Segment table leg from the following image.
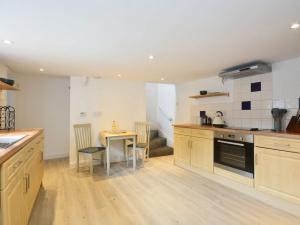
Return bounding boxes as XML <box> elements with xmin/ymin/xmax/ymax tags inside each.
<box><xmin>106</xmin><ymin>138</ymin><xmax>110</xmax><ymax>176</ymax></box>
<box><xmin>133</xmin><ymin>136</ymin><xmax>136</xmax><ymax>171</ymax></box>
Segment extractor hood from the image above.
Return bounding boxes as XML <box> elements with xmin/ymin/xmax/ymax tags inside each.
<box><xmin>219</xmin><ymin>61</ymin><xmax>272</xmax><ymax>80</ymax></box>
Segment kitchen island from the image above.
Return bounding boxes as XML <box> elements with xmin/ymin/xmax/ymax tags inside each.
<box><xmin>0</xmin><ymin>128</ymin><xmax>44</xmax><ymax>225</ymax></box>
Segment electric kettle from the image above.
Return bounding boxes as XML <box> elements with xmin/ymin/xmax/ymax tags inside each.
<box><xmin>213</xmin><ymin>111</ymin><xmax>225</xmax><ymax>128</ymax></box>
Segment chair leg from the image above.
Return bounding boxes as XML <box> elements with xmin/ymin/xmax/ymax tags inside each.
<box><xmin>77</xmin><ymin>152</ymin><xmax>80</xmax><ymax>172</ymax></box>
<box><xmin>142</xmin><ymin>149</ymin><xmax>145</xmax><ymax>167</ymax></box>
<box><xmin>103</xmin><ymin>151</ymin><xmax>106</xmax><ymax>169</ymax></box>
<box><xmin>90</xmin><ymin>154</ymin><xmax>93</xmax><ymax>175</ymax></box>
<box><xmin>125</xmin><ymin>144</ymin><xmax>129</xmax><ymax>167</ymax></box>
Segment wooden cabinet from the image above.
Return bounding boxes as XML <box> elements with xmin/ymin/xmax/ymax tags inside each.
<box><xmin>1</xmin><ymin>171</ymin><xmax>27</xmax><ymax>225</ymax></box>
<box><xmin>0</xmin><ymin>132</ymin><xmax>44</xmax><ymax>225</ymax></box>
<box><xmin>190</xmin><ymin>137</ymin><xmax>213</xmax><ymax>172</ymax></box>
<box><xmin>255</xmin><ymin>146</ymin><xmax>300</xmax><ymax>204</ymax></box>
<box><xmin>174</xmin><ymin>134</ymin><xmax>190</xmax><ymax>165</ymax></box>
<box><xmin>174</xmin><ymin>127</ymin><xmax>213</xmax><ymax>173</ymax></box>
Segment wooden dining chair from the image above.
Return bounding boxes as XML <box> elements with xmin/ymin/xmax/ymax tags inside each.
<box><xmin>125</xmin><ymin>122</ymin><xmax>151</xmax><ymax>166</ymax></box>
<box><xmin>73</xmin><ymin>123</ymin><xmax>106</xmax><ymax>175</ymax></box>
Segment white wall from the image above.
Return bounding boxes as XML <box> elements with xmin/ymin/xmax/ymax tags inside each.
<box><xmin>145</xmin><ymin>83</ymin><xmax>176</xmax><ymax>146</ymax></box>
<box><xmin>69</xmin><ymin>77</ymin><xmax>146</xmax><ymax>165</ymax></box>
<box><xmin>157</xmin><ymin>84</ymin><xmax>176</xmax><ymax>146</ymax></box>
<box><xmin>7</xmin><ymin>74</ymin><xmax>70</xmax><ymax>160</ymax></box>
<box><xmin>145</xmin><ymin>83</ymin><xmax>159</xmax><ymax>129</ymax></box>
<box><xmin>176</xmin><ymin>57</ymin><xmax>300</xmax><ymax>130</ymax></box>
<box><xmin>0</xmin><ymin>63</ymin><xmax>9</xmax><ymax>105</ymax></box>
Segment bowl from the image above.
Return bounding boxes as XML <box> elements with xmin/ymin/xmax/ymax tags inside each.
<box><xmin>200</xmin><ymin>90</ymin><xmax>207</xmax><ymax>95</ymax></box>
<box><xmin>0</xmin><ymin>78</ymin><xmax>15</xmax><ymax>86</ymax></box>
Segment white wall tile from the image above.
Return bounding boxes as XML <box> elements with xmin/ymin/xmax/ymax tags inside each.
<box><xmin>261</xmin><ymin>100</ymin><xmax>273</xmax><ymax>109</ymax></box>
<box><xmin>285</xmin><ymin>98</ymin><xmax>298</xmax><ymax>109</ymax></box>
<box><xmin>261</xmin><ymin>90</ymin><xmax>273</xmax><ymax>100</ymax></box>
<box><xmin>261</xmin><ymin>119</ymin><xmax>273</xmax><ymax>129</ymax></box>
<box><xmin>250</xmin><ymin>92</ymin><xmax>261</xmax><ymax>100</ymax></box>
<box><xmin>273</xmin><ymin>99</ymin><xmax>285</xmax><ymax>108</ymax></box>
<box><xmin>261</xmin><ymin>109</ymin><xmax>272</xmax><ymax>119</ymax></box>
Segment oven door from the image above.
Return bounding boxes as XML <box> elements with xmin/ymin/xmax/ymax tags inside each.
<box><xmin>214</xmin><ymin>138</ymin><xmax>254</xmax><ymax>176</ymax></box>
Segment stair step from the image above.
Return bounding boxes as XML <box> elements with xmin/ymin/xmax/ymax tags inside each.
<box><xmin>150</xmin><ymin>146</ymin><xmax>173</xmax><ymax>158</ymax></box>
<box><xmin>150</xmin><ymin>137</ymin><xmax>167</xmax><ymax>150</ymax></box>
<box><xmin>150</xmin><ymin>130</ymin><xmax>159</xmax><ymax>140</ymax></box>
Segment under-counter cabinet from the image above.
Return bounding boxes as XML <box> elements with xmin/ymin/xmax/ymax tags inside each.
<box><xmin>0</xmin><ymin>132</ymin><xmax>44</xmax><ymax>225</ymax></box>
<box><xmin>174</xmin><ymin>128</ymin><xmax>213</xmax><ymax>173</ymax></box>
<box><xmin>255</xmin><ymin>135</ymin><xmax>300</xmax><ymax>204</ymax></box>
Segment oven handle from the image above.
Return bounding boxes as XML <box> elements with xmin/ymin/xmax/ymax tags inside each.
<box><xmin>217</xmin><ymin>140</ymin><xmax>245</xmax><ymax>147</ymax></box>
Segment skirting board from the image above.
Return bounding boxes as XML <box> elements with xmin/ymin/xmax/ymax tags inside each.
<box><xmin>174</xmin><ymin>162</ymin><xmax>300</xmax><ymax>218</ymax></box>
<box><xmin>44</xmin><ymin>152</ymin><xmax>69</xmax><ymax>160</ymax></box>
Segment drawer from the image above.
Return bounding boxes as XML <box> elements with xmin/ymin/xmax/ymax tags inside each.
<box><xmin>1</xmin><ymin>149</ymin><xmax>25</xmax><ymax>190</ymax></box>
<box><xmin>174</xmin><ymin>127</ymin><xmax>191</xmax><ymax>136</ymax></box>
<box><xmin>191</xmin><ymin>129</ymin><xmax>213</xmax><ymax>139</ymax></box>
<box><xmin>255</xmin><ymin>135</ymin><xmax>300</xmax><ymax>153</ymax></box>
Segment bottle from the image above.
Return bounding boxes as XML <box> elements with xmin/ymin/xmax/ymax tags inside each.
<box><xmin>112</xmin><ymin>120</ymin><xmax>117</xmax><ymax>132</ymax></box>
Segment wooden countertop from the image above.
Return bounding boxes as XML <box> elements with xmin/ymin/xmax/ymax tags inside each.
<box><xmin>0</xmin><ymin>128</ymin><xmax>43</xmax><ymax>165</ymax></box>
<box><xmin>174</xmin><ymin>124</ymin><xmax>300</xmax><ymax>140</ymax></box>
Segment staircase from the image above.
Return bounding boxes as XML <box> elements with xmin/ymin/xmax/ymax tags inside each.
<box><xmin>149</xmin><ymin>130</ymin><xmax>173</xmax><ymax>157</ymax></box>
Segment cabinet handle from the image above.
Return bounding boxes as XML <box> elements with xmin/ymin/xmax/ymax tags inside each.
<box><xmin>24</xmin><ymin>176</ymin><xmax>28</xmax><ymax>193</ymax></box>
<box><xmin>255</xmin><ymin>154</ymin><xmax>258</xmax><ymax>165</ymax></box>
<box><xmin>28</xmin><ymin>174</ymin><xmax>31</xmax><ymax>189</ymax></box>
<box><xmin>190</xmin><ymin>140</ymin><xmax>193</xmax><ymax>149</ymax></box>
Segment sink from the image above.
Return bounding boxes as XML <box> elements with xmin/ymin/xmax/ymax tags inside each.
<box><xmin>0</xmin><ymin>134</ymin><xmax>27</xmax><ymax>149</ymax></box>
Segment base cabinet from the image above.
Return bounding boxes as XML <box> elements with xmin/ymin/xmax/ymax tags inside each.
<box><xmin>1</xmin><ymin>172</ymin><xmax>27</xmax><ymax>225</ymax></box>
<box><xmin>255</xmin><ymin>147</ymin><xmax>300</xmax><ymax>204</ymax></box>
<box><xmin>174</xmin><ymin>128</ymin><xmax>213</xmax><ymax>173</ymax></box>
<box><xmin>174</xmin><ymin>134</ymin><xmax>190</xmax><ymax>165</ymax></box>
<box><xmin>190</xmin><ymin>137</ymin><xmax>213</xmax><ymax>172</ymax></box>
<box><xmin>0</xmin><ymin>132</ymin><xmax>44</xmax><ymax>225</ymax></box>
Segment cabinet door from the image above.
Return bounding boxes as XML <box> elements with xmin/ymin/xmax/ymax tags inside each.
<box><xmin>190</xmin><ymin>137</ymin><xmax>213</xmax><ymax>172</ymax></box>
<box><xmin>24</xmin><ymin>152</ymin><xmax>41</xmax><ymax>222</ymax></box>
<box><xmin>1</xmin><ymin>175</ymin><xmax>27</xmax><ymax>225</ymax></box>
<box><xmin>174</xmin><ymin>134</ymin><xmax>190</xmax><ymax>166</ymax></box>
<box><xmin>255</xmin><ymin>147</ymin><xmax>300</xmax><ymax>203</ymax></box>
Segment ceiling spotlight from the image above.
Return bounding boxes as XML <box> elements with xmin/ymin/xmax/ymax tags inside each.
<box><xmin>117</xmin><ymin>74</ymin><xmax>122</xmax><ymax>78</ymax></box>
<box><xmin>160</xmin><ymin>77</ymin><xmax>165</xmax><ymax>81</ymax></box>
<box><xmin>39</xmin><ymin>68</ymin><xmax>45</xmax><ymax>72</ymax></box>
<box><xmin>290</xmin><ymin>23</ymin><xmax>300</xmax><ymax>29</ymax></box>
<box><xmin>2</xmin><ymin>40</ymin><xmax>14</xmax><ymax>45</ymax></box>
<box><xmin>148</xmin><ymin>55</ymin><xmax>154</xmax><ymax>60</ymax></box>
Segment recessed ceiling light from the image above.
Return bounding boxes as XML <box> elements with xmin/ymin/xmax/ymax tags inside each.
<box><xmin>148</xmin><ymin>55</ymin><xmax>154</xmax><ymax>60</ymax></box>
<box><xmin>290</xmin><ymin>23</ymin><xmax>300</xmax><ymax>29</ymax></box>
<box><xmin>117</xmin><ymin>74</ymin><xmax>122</xmax><ymax>78</ymax></box>
<box><xmin>160</xmin><ymin>77</ymin><xmax>165</xmax><ymax>81</ymax></box>
<box><xmin>2</xmin><ymin>40</ymin><xmax>14</xmax><ymax>45</ymax></box>
<box><xmin>39</xmin><ymin>68</ymin><xmax>44</xmax><ymax>72</ymax></box>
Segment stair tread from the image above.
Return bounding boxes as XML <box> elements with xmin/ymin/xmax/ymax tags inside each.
<box><xmin>150</xmin><ymin>137</ymin><xmax>167</xmax><ymax>149</ymax></box>
<box><xmin>150</xmin><ymin>146</ymin><xmax>173</xmax><ymax>157</ymax></box>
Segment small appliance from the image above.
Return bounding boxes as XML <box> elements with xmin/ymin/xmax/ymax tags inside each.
<box><xmin>212</xmin><ymin>111</ymin><xmax>225</xmax><ymax>128</ymax></box>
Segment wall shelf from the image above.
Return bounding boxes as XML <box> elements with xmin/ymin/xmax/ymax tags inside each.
<box><xmin>189</xmin><ymin>92</ymin><xmax>229</xmax><ymax>99</ymax></box>
<box><xmin>0</xmin><ymin>81</ymin><xmax>20</xmax><ymax>91</ymax></box>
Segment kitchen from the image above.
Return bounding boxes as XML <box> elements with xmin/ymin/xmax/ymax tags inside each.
<box><xmin>1</xmin><ymin>1</ymin><xmax>300</xmax><ymax>225</ymax></box>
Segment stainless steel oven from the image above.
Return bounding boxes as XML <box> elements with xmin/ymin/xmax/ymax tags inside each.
<box><xmin>214</xmin><ymin>131</ymin><xmax>254</xmax><ymax>178</ymax></box>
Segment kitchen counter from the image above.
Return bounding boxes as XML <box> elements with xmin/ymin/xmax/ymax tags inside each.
<box><xmin>174</xmin><ymin>124</ymin><xmax>300</xmax><ymax>140</ymax></box>
<box><xmin>0</xmin><ymin>128</ymin><xmax>44</xmax><ymax>164</ymax></box>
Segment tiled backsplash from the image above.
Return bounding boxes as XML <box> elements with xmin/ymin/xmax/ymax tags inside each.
<box><xmin>191</xmin><ymin>73</ymin><xmax>299</xmax><ymax>130</ymax></box>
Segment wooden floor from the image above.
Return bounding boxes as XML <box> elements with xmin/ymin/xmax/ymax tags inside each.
<box><xmin>29</xmin><ymin>156</ymin><xmax>300</xmax><ymax>225</ymax></box>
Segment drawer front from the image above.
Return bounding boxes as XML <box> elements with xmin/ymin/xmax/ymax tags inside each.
<box><xmin>1</xmin><ymin>149</ymin><xmax>25</xmax><ymax>190</ymax></box>
<box><xmin>191</xmin><ymin>129</ymin><xmax>213</xmax><ymax>139</ymax></box>
<box><xmin>174</xmin><ymin>127</ymin><xmax>191</xmax><ymax>136</ymax></box>
<box><xmin>255</xmin><ymin>135</ymin><xmax>300</xmax><ymax>153</ymax></box>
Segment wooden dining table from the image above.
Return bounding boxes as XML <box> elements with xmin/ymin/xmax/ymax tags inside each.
<box><xmin>99</xmin><ymin>130</ymin><xmax>137</xmax><ymax>176</ymax></box>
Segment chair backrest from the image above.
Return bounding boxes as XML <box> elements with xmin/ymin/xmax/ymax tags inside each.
<box><xmin>135</xmin><ymin>122</ymin><xmax>151</xmax><ymax>146</ymax></box>
<box><xmin>73</xmin><ymin>123</ymin><xmax>92</xmax><ymax>150</ymax></box>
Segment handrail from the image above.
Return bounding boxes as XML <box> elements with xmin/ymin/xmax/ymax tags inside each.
<box><xmin>158</xmin><ymin>107</ymin><xmax>173</xmax><ymax>122</ymax></box>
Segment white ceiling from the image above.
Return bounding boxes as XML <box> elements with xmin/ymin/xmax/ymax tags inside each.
<box><xmin>0</xmin><ymin>0</ymin><xmax>300</xmax><ymax>83</ymax></box>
